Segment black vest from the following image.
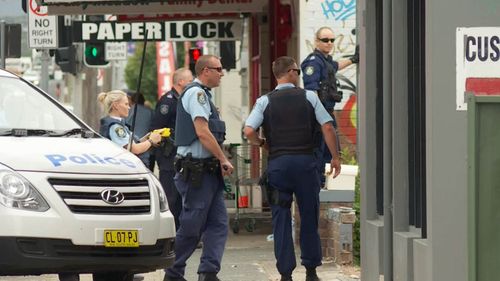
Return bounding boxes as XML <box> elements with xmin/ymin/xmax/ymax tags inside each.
<box><xmin>262</xmin><ymin>87</ymin><xmax>316</xmax><ymax>159</ymax></box>
<box><xmin>99</xmin><ymin>116</ymin><xmax>123</xmax><ymax>139</ymax></box>
<box><xmin>174</xmin><ymin>82</ymin><xmax>226</xmax><ymax>146</ymax></box>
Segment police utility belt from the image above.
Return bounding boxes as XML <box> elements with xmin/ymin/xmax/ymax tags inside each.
<box><xmin>258</xmin><ymin>171</ymin><xmax>292</xmax><ymax>209</ymax></box>
<box><xmin>174</xmin><ymin>153</ymin><xmax>220</xmax><ymax>187</ymax></box>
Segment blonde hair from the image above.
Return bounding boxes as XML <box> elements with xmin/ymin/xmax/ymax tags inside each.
<box><xmin>97</xmin><ymin>90</ymin><xmax>127</xmax><ymax>113</ymax></box>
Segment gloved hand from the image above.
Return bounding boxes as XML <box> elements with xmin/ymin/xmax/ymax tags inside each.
<box><xmin>350</xmin><ymin>45</ymin><xmax>359</xmax><ymax>64</ymax></box>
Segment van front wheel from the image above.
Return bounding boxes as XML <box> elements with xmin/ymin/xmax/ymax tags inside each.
<box><xmin>92</xmin><ymin>272</ymin><xmax>134</xmax><ymax>281</ymax></box>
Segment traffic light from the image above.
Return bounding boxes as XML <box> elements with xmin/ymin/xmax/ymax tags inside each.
<box><xmin>84</xmin><ymin>42</ymin><xmax>109</xmax><ymax>67</ymax></box>
<box><xmin>55</xmin><ymin>45</ymin><xmax>77</xmax><ymax>74</ymax></box>
<box><xmin>189</xmin><ymin>48</ymin><xmax>202</xmax><ymax>75</ymax></box>
<box><xmin>220</xmin><ymin>41</ymin><xmax>236</xmax><ymax>71</ymax></box>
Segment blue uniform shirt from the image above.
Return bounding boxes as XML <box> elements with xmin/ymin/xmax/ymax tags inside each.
<box><xmin>245</xmin><ymin>83</ymin><xmax>333</xmax><ymax>129</ymax></box>
<box><xmin>301</xmin><ymin>50</ymin><xmax>339</xmax><ymax>110</ymax></box>
<box><xmin>301</xmin><ymin>50</ymin><xmax>339</xmax><ymax>91</ymax></box>
<box><xmin>176</xmin><ymin>78</ymin><xmax>215</xmax><ymax>159</ymax></box>
<box><xmin>108</xmin><ymin>117</ymin><xmax>132</xmax><ymax>148</ymax></box>
<box><xmin>150</xmin><ymin>89</ymin><xmax>179</xmax><ymax>131</ymax></box>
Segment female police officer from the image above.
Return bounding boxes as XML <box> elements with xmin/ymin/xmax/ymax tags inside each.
<box><xmin>98</xmin><ymin>90</ymin><xmax>161</xmax><ymax>155</ymax></box>
<box><xmin>244</xmin><ymin>56</ymin><xmax>341</xmax><ymax>281</ymax></box>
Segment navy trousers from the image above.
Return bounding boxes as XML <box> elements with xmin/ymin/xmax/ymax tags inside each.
<box><xmin>267</xmin><ymin>154</ymin><xmax>322</xmax><ymax>276</ymax></box>
<box><xmin>165</xmin><ymin>172</ymin><xmax>228</xmax><ymax>278</ymax></box>
<box><xmin>159</xmin><ymin>169</ymin><xmax>182</xmax><ymax>229</ymax></box>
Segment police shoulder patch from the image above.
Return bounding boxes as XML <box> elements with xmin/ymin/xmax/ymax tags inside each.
<box><xmin>197</xmin><ymin>91</ymin><xmax>207</xmax><ymax>105</ymax></box>
<box><xmin>305</xmin><ymin>66</ymin><xmax>314</xmax><ymax>76</ymax></box>
<box><xmin>160</xmin><ymin>104</ymin><xmax>169</xmax><ymax>115</ymax></box>
<box><xmin>115</xmin><ymin>126</ymin><xmax>126</xmax><ymax>138</ymax></box>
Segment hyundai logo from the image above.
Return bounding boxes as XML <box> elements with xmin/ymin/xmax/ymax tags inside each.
<box><xmin>100</xmin><ymin>189</ymin><xmax>125</xmax><ymax>205</ymax></box>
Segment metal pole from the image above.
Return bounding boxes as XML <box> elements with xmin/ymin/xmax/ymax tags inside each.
<box><xmin>383</xmin><ymin>0</ymin><xmax>393</xmax><ymax>279</ymax></box>
<box><xmin>40</xmin><ymin>49</ymin><xmax>50</xmax><ymax>92</ymax></box>
<box><xmin>128</xmin><ymin>30</ymin><xmax>149</xmax><ymax>151</ymax></box>
<box><xmin>0</xmin><ymin>20</ymin><xmax>6</xmax><ymax>69</ymax></box>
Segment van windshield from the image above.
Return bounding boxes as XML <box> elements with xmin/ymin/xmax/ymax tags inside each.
<box><xmin>0</xmin><ymin>76</ymin><xmax>81</xmax><ymax>131</ymax></box>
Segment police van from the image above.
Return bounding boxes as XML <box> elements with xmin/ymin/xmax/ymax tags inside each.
<box><xmin>0</xmin><ymin>69</ymin><xmax>175</xmax><ymax>281</ymax></box>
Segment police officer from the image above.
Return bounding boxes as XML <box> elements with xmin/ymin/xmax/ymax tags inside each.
<box><xmin>301</xmin><ymin>26</ymin><xmax>358</xmax><ymax>187</ymax></box>
<box><xmin>95</xmin><ymin>90</ymin><xmax>161</xmax><ymax>281</ymax></box>
<box><xmin>150</xmin><ymin>68</ymin><xmax>193</xmax><ymax>229</ymax></box>
<box><xmin>244</xmin><ymin>56</ymin><xmax>341</xmax><ymax>281</ymax></box>
<box><xmin>163</xmin><ymin>55</ymin><xmax>234</xmax><ymax>281</ymax></box>
<box><xmin>97</xmin><ymin>90</ymin><xmax>161</xmax><ymax>155</ymax></box>
<box><xmin>125</xmin><ymin>91</ymin><xmax>155</xmax><ymax>170</ymax></box>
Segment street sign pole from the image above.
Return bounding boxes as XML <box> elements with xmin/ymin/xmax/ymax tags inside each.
<box><xmin>0</xmin><ymin>20</ymin><xmax>5</xmax><ymax>69</ymax></box>
<box><xmin>40</xmin><ymin>50</ymin><xmax>50</xmax><ymax>92</ymax></box>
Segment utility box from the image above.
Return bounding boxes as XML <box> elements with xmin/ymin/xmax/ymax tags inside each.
<box><xmin>468</xmin><ymin>94</ymin><xmax>500</xmax><ymax>281</ymax></box>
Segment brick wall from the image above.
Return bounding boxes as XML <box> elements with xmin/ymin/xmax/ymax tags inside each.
<box><xmin>293</xmin><ymin>202</ymin><xmax>355</xmax><ymax>265</ymax></box>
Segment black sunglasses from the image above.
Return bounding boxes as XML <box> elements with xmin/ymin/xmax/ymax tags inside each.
<box><xmin>288</xmin><ymin>68</ymin><xmax>301</xmax><ymax>75</ymax></box>
<box><xmin>206</xmin><ymin>66</ymin><xmax>223</xmax><ymax>73</ymax></box>
<box><xmin>318</xmin><ymin>38</ymin><xmax>335</xmax><ymax>43</ymax></box>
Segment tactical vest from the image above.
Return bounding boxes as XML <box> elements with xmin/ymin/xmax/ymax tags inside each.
<box><xmin>262</xmin><ymin>87</ymin><xmax>316</xmax><ymax>159</ymax></box>
<box><xmin>99</xmin><ymin>116</ymin><xmax>123</xmax><ymax>139</ymax></box>
<box><xmin>314</xmin><ymin>49</ymin><xmax>341</xmax><ymax>107</ymax></box>
<box><xmin>174</xmin><ymin>82</ymin><xmax>226</xmax><ymax>146</ymax></box>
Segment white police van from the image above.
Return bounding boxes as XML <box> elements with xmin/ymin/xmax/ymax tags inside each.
<box><xmin>0</xmin><ymin>69</ymin><xmax>176</xmax><ymax>281</ymax></box>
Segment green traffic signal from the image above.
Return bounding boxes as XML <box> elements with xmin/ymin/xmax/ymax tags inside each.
<box><xmin>84</xmin><ymin>43</ymin><xmax>109</xmax><ymax>67</ymax></box>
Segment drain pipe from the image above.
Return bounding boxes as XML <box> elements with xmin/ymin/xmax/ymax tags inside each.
<box><xmin>382</xmin><ymin>0</ymin><xmax>393</xmax><ymax>279</ymax></box>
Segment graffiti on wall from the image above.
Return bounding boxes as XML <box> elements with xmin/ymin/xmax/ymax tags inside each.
<box><xmin>320</xmin><ymin>0</ymin><xmax>356</xmax><ymax>21</ymax></box>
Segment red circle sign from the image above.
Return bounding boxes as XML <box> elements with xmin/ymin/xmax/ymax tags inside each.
<box><xmin>29</xmin><ymin>0</ymin><xmax>48</xmax><ymax>16</ymax></box>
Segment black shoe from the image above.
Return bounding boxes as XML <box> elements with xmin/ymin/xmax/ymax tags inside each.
<box><xmin>305</xmin><ymin>267</ymin><xmax>321</xmax><ymax>281</ymax></box>
<box><xmin>198</xmin><ymin>272</ymin><xmax>221</xmax><ymax>281</ymax></box>
<box><xmin>280</xmin><ymin>275</ymin><xmax>293</xmax><ymax>281</ymax></box>
<box><xmin>163</xmin><ymin>274</ymin><xmax>187</xmax><ymax>281</ymax></box>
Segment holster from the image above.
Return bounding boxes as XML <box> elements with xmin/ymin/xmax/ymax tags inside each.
<box><xmin>318</xmin><ymin>81</ymin><xmax>343</xmax><ymax>103</ymax></box>
<box><xmin>259</xmin><ymin>171</ymin><xmax>292</xmax><ymax>208</ymax></box>
<box><xmin>160</xmin><ymin>137</ymin><xmax>175</xmax><ymax>158</ymax></box>
<box><xmin>174</xmin><ymin>154</ymin><xmax>220</xmax><ymax>188</ymax></box>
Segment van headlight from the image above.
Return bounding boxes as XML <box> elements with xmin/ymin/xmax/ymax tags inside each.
<box><xmin>0</xmin><ymin>170</ymin><xmax>49</xmax><ymax>212</ymax></box>
<box><xmin>151</xmin><ymin>176</ymin><xmax>169</xmax><ymax>212</ymax></box>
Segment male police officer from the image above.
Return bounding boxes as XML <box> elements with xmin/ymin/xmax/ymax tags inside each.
<box><xmin>150</xmin><ymin>68</ymin><xmax>193</xmax><ymax>229</ymax></box>
<box><xmin>163</xmin><ymin>55</ymin><xmax>234</xmax><ymax>281</ymax></box>
<box><xmin>244</xmin><ymin>56</ymin><xmax>341</xmax><ymax>281</ymax></box>
<box><xmin>301</xmin><ymin>26</ymin><xmax>358</xmax><ymax>187</ymax></box>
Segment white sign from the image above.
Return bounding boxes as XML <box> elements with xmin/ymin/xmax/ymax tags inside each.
<box><xmin>28</xmin><ymin>0</ymin><xmax>58</xmax><ymax>48</ymax></box>
<box><xmin>43</xmin><ymin>0</ymin><xmax>264</xmax><ymax>15</ymax></box>
<box><xmin>456</xmin><ymin>27</ymin><xmax>500</xmax><ymax>110</ymax></box>
<box><xmin>76</xmin><ymin>20</ymin><xmax>242</xmax><ymax>42</ymax></box>
<box><xmin>105</xmin><ymin>42</ymin><xmax>127</xmax><ymax>60</ymax></box>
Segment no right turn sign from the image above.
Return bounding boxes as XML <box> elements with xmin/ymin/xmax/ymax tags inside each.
<box><xmin>28</xmin><ymin>0</ymin><xmax>58</xmax><ymax>49</ymax></box>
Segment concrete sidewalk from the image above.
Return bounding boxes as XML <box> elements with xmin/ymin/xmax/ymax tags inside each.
<box><xmin>0</xmin><ymin>220</ymin><xmax>360</xmax><ymax>281</ymax></box>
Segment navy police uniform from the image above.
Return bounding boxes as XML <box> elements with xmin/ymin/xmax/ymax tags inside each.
<box><xmin>165</xmin><ymin>79</ymin><xmax>228</xmax><ymax>280</ymax></box>
<box><xmin>245</xmin><ymin>83</ymin><xmax>333</xmax><ymax>277</ymax></box>
<box><xmin>301</xmin><ymin>49</ymin><xmax>340</xmax><ymax>187</ymax></box>
<box><xmin>100</xmin><ymin>116</ymin><xmax>137</xmax><ymax>147</ymax></box>
<box><xmin>150</xmin><ymin>89</ymin><xmax>182</xmax><ymax>229</ymax></box>
<box><xmin>125</xmin><ymin>104</ymin><xmax>154</xmax><ymax>169</ymax></box>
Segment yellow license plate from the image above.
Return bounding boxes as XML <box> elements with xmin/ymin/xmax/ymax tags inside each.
<box><xmin>104</xmin><ymin>230</ymin><xmax>139</xmax><ymax>247</ymax></box>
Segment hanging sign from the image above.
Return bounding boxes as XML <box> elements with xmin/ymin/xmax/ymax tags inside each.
<box><xmin>72</xmin><ymin>20</ymin><xmax>242</xmax><ymax>42</ymax></box>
